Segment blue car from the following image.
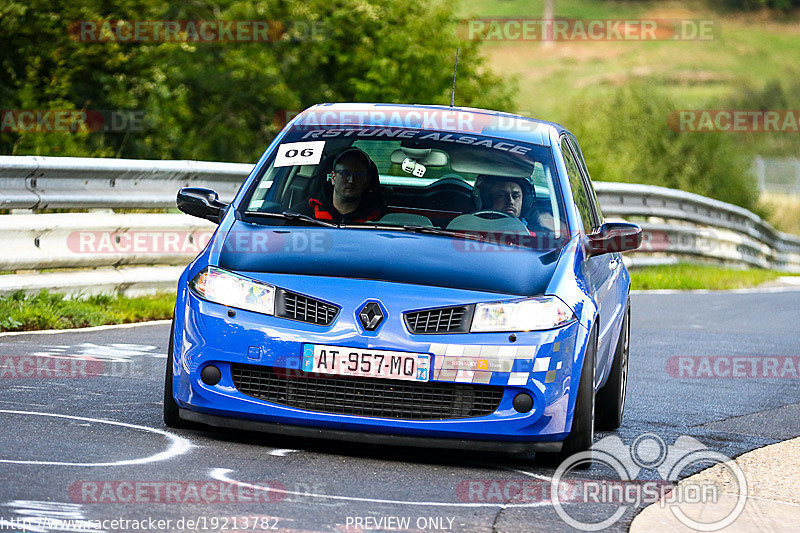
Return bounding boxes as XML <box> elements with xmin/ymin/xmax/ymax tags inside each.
<box><xmin>164</xmin><ymin>103</ymin><xmax>641</xmax><ymax>461</ymax></box>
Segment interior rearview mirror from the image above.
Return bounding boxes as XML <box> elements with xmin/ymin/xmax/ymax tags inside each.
<box><xmin>390</xmin><ymin>149</ymin><xmax>448</xmax><ymax>167</ymax></box>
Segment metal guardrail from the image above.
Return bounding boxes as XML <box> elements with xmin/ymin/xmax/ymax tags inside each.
<box><xmin>0</xmin><ymin>155</ymin><xmax>251</xmax><ymax>209</ymax></box>
<box><xmin>0</xmin><ymin>213</ymin><xmax>216</xmax><ymax>271</ymax></box>
<box><xmin>0</xmin><ymin>156</ymin><xmax>799</xmax><ymax>296</ymax></box>
<box><xmin>594</xmin><ymin>182</ymin><xmax>800</xmax><ymax>272</ymax></box>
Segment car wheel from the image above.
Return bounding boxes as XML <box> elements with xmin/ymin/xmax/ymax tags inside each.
<box><xmin>596</xmin><ymin>301</ymin><xmax>630</xmax><ymax>430</ymax></box>
<box><xmin>163</xmin><ymin>317</ymin><xmax>193</xmax><ymax>429</ymax></box>
<box><xmin>535</xmin><ymin>328</ymin><xmax>596</xmax><ymax>466</ymax></box>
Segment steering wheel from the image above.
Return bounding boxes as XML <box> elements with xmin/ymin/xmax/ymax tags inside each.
<box><xmin>472</xmin><ymin>210</ymin><xmax>515</xmax><ymax>220</ymax></box>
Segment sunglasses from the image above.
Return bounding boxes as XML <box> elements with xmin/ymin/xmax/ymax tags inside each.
<box><xmin>332</xmin><ymin>168</ymin><xmax>370</xmax><ymax>181</ymax></box>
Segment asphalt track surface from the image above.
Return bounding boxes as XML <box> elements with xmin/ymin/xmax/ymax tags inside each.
<box><xmin>0</xmin><ymin>290</ymin><xmax>798</xmax><ymax>533</ymax></box>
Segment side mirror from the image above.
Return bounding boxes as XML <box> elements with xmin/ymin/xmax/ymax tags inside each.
<box><xmin>586</xmin><ymin>222</ymin><xmax>642</xmax><ymax>257</ymax></box>
<box><xmin>176</xmin><ymin>187</ymin><xmax>228</xmax><ymax>224</ymax></box>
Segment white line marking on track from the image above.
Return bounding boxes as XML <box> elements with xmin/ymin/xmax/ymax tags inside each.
<box><xmin>210</xmin><ymin>468</ymin><xmax>555</xmax><ymax>508</ymax></box>
<box><xmin>0</xmin><ymin>320</ymin><xmax>172</xmax><ymax>338</ymax></box>
<box><xmin>268</xmin><ymin>449</ymin><xmax>299</xmax><ymax>457</ymax></box>
<box><xmin>632</xmin><ymin>286</ymin><xmax>800</xmax><ymax>295</ymax></box>
<box><xmin>495</xmin><ymin>466</ymin><xmax>552</xmax><ymax>482</ymax></box>
<box><xmin>0</xmin><ymin>410</ymin><xmax>192</xmax><ymax>467</ymax></box>
<box><xmin>464</xmin><ymin>460</ymin><xmax>552</xmax><ymax>482</ymax></box>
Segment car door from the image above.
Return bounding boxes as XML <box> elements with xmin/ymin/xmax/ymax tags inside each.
<box><xmin>567</xmin><ymin>132</ymin><xmax>629</xmax><ymax>312</ymax></box>
<box><xmin>561</xmin><ymin>135</ymin><xmax>619</xmax><ymax>383</ymax></box>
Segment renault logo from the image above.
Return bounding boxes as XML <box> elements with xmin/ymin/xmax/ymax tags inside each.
<box><xmin>358</xmin><ymin>302</ymin><xmax>384</xmax><ymax>331</ymax></box>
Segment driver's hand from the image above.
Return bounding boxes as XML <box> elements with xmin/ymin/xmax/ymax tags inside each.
<box><xmin>538</xmin><ymin>213</ymin><xmax>555</xmax><ymax>231</ymax></box>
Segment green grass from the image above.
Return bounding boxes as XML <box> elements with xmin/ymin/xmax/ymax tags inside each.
<box><xmin>457</xmin><ymin>0</ymin><xmax>800</xmax><ymax>125</ymax></box>
<box><xmin>0</xmin><ymin>291</ymin><xmax>175</xmax><ymax>332</ymax></box>
<box><xmin>629</xmin><ymin>263</ymin><xmax>798</xmax><ymax>290</ymax></box>
<box><xmin>760</xmin><ymin>192</ymin><xmax>800</xmax><ymax>236</ymax></box>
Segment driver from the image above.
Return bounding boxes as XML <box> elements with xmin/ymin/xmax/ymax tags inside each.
<box><xmin>473</xmin><ymin>175</ymin><xmax>555</xmax><ymax>231</ymax></box>
<box><xmin>293</xmin><ymin>148</ymin><xmax>387</xmax><ymax>223</ymax></box>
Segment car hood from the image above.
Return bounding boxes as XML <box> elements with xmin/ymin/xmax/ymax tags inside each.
<box><xmin>216</xmin><ymin>221</ymin><xmax>563</xmax><ymax>296</ymax></box>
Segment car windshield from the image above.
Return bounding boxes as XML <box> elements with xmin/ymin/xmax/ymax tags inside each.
<box><xmin>241</xmin><ymin>125</ymin><xmax>568</xmax><ymax>250</ymax></box>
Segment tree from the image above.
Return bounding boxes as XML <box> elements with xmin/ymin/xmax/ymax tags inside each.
<box><xmin>0</xmin><ymin>0</ymin><xmax>517</xmax><ymax>162</ymax></box>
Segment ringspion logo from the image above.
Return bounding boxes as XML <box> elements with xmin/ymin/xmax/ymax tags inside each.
<box><xmin>551</xmin><ymin>433</ymin><xmax>747</xmax><ymax>531</ymax></box>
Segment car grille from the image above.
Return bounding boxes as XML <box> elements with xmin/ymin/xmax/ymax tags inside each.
<box><xmin>405</xmin><ymin>305</ymin><xmax>474</xmax><ymax>334</ymax></box>
<box><xmin>275</xmin><ymin>290</ymin><xmax>339</xmax><ymax>326</ymax></box>
<box><xmin>230</xmin><ymin>364</ymin><xmax>503</xmax><ymax>420</ymax></box>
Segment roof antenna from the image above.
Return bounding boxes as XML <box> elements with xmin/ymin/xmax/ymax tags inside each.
<box><xmin>450</xmin><ymin>48</ymin><xmax>460</xmax><ymax>107</ymax></box>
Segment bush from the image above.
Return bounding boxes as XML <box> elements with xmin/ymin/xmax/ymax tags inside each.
<box><xmin>724</xmin><ymin>75</ymin><xmax>800</xmax><ymax>158</ymax></box>
<box><xmin>563</xmin><ymin>82</ymin><xmax>760</xmax><ymax>212</ymax></box>
<box><xmin>716</xmin><ymin>0</ymin><xmax>800</xmax><ymax>11</ymax></box>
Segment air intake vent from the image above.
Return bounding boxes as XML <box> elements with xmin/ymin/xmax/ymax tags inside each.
<box><xmin>275</xmin><ymin>290</ymin><xmax>339</xmax><ymax>326</ymax></box>
<box><xmin>404</xmin><ymin>305</ymin><xmax>474</xmax><ymax>334</ymax></box>
<box><xmin>231</xmin><ymin>364</ymin><xmax>503</xmax><ymax>420</ymax></box>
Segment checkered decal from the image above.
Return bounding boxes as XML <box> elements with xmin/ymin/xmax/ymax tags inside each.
<box><xmin>429</xmin><ymin>339</ymin><xmax>572</xmax><ymax>386</ymax></box>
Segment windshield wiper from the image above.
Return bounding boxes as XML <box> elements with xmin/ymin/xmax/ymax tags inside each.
<box><xmin>341</xmin><ymin>222</ymin><xmax>489</xmax><ymax>243</ymax></box>
<box><xmin>244</xmin><ymin>211</ymin><xmax>338</xmax><ymax>228</ymax></box>
<box><xmin>398</xmin><ymin>225</ymin><xmax>488</xmax><ymax>242</ymax></box>
<box><xmin>399</xmin><ymin>224</ymin><xmax>461</xmax><ymax>236</ymax></box>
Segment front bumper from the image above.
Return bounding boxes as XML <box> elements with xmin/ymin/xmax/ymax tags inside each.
<box><xmin>171</xmin><ymin>272</ymin><xmax>590</xmax><ymax>446</ymax></box>
<box><xmin>179</xmin><ymin>409</ymin><xmax>562</xmax><ymax>453</ymax></box>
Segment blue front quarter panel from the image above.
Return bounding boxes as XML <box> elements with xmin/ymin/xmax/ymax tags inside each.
<box><xmin>171</xmin><ymin>269</ymin><xmax>592</xmax><ymax>443</ymax></box>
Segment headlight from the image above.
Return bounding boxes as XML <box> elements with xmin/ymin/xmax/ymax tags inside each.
<box><xmin>189</xmin><ymin>266</ymin><xmax>275</xmax><ymax>315</ymax></box>
<box><xmin>470</xmin><ymin>296</ymin><xmax>575</xmax><ymax>332</ymax></box>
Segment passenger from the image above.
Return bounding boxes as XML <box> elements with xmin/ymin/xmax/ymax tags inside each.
<box><xmin>293</xmin><ymin>148</ymin><xmax>387</xmax><ymax>223</ymax></box>
<box><xmin>473</xmin><ymin>175</ymin><xmax>556</xmax><ymax>232</ymax></box>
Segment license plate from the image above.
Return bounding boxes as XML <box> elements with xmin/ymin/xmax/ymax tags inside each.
<box><xmin>301</xmin><ymin>344</ymin><xmax>430</xmax><ymax>382</ymax></box>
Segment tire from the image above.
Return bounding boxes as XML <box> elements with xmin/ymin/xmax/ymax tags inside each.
<box><xmin>596</xmin><ymin>301</ymin><xmax>630</xmax><ymax>431</ymax></box>
<box><xmin>163</xmin><ymin>317</ymin><xmax>193</xmax><ymax>429</ymax></box>
<box><xmin>535</xmin><ymin>328</ymin><xmax>596</xmax><ymax>466</ymax></box>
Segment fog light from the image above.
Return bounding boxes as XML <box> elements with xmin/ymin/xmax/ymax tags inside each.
<box><xmin>513</xmin><ymin>393</ymin><xmax>533</xmax><ymax>413</ymax></box>
<box><xmin>201</xmin><ymin>365</ymin><xmax>221</xmax><ymax>386</ymax></box>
